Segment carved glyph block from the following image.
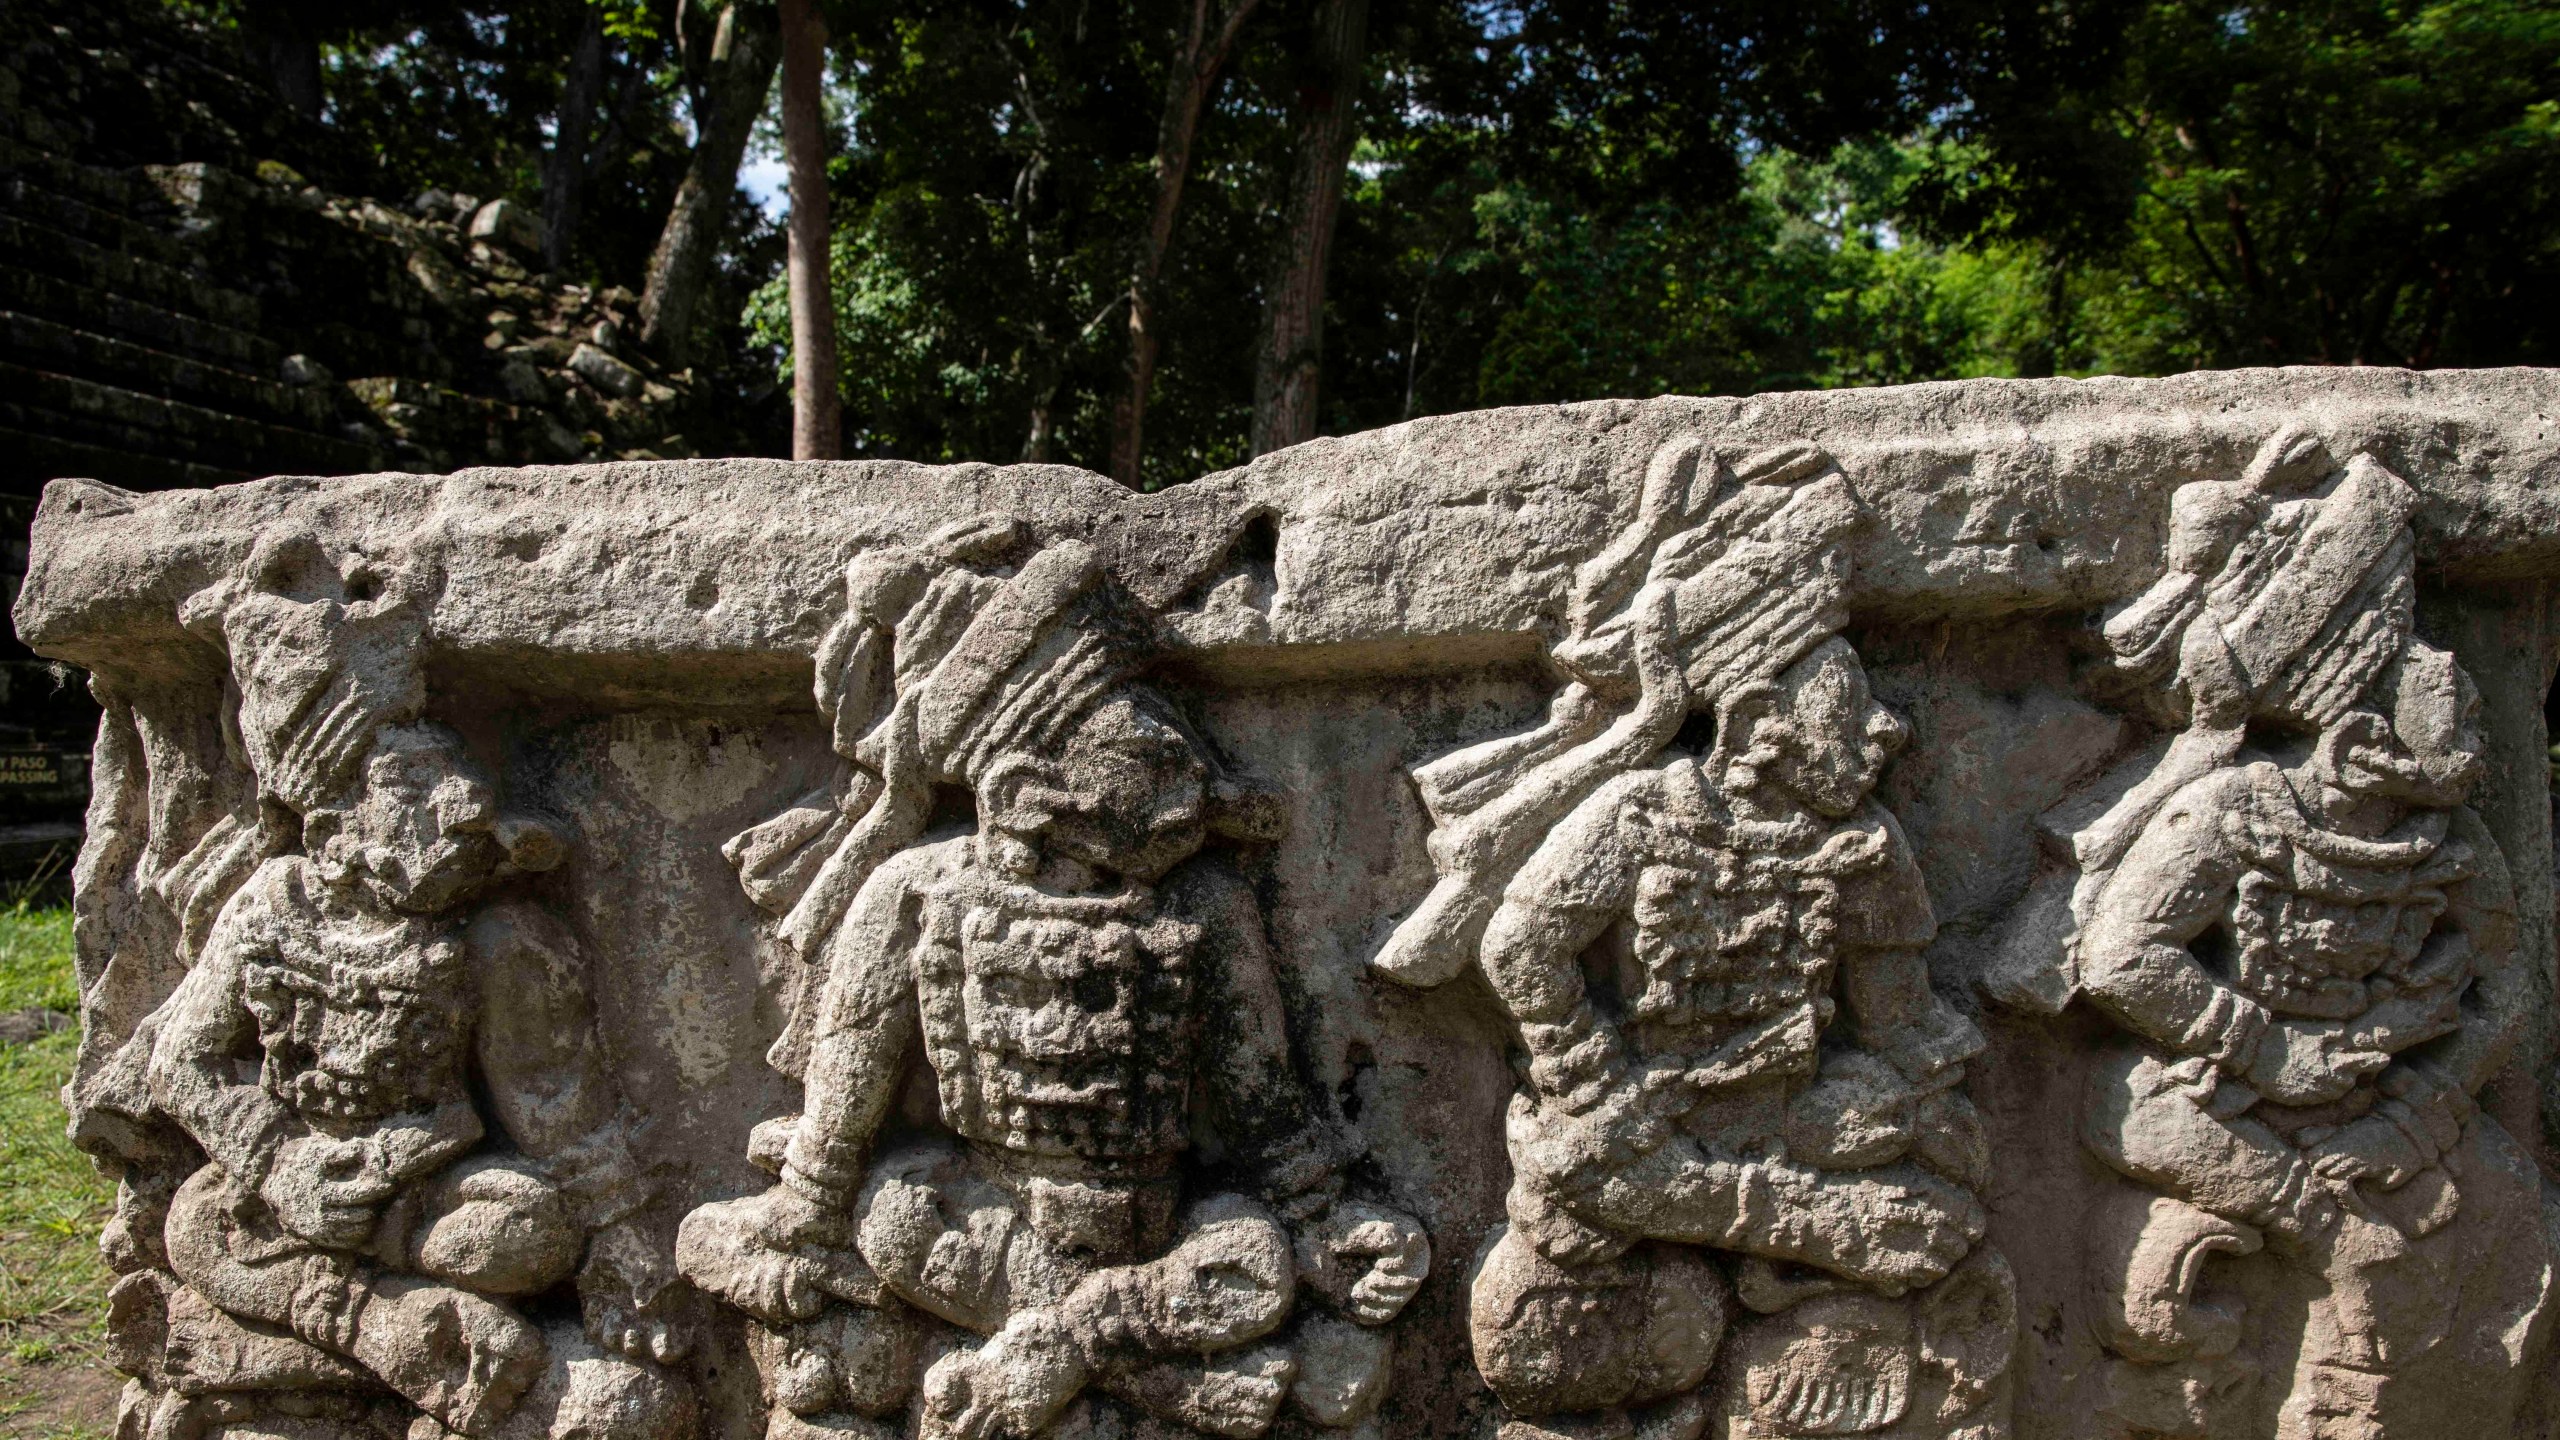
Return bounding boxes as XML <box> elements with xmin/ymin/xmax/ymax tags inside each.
<box><xmin>20</xmin><ymin>369</ymin><xmax>2560</xmax><ymax>1440</ymax></box>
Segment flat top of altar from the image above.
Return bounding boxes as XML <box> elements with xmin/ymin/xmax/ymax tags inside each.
<box><xmin>20</xmin><ymin>368</ymin><xmax>2560</xmax><ymax>693</ymax></box>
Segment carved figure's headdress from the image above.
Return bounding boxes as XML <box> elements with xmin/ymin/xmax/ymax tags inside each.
<box><xmin>821</xmin><ymin>519</ymin><xmax>1139</xmax><ymax>792</ymax></box>
<box><xmin>2102</xmin><ymin>427</ymin><xmax>2418</xmax><ymax>735</ymax></box>
<box><xmin>2064</xmin><ymin>432</ymin><xmax>2425</xmax><ymax>885</ymax></box>
<box><xmin>179</xmin><ymin>528</ymin><xmax>430</xmax><ymax>815</ymax></box>
<box><xmin>726</xmin><ymin>519</ymin><xmax>1151</xmax><ymax>1004</ymax></box>
<box><xmin>1375</xmin><ymin>438</ymin><xmax>1867</xmax><ymax>988</ymax></box>
<box><xmin>143</xmin><ymin>530</ymin><xmax>438</xmax><ymax>961</ymax></box>
<box><xmin>1551</xmin><ymin>440</ymin><xmax>1856</xmax><ymax>703</ymax></box>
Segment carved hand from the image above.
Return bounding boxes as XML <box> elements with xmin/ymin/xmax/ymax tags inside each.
<box><xmin>2245</xmin><ymin>1020</ymin><xmax>2391</xmax><ymax>1106</ymax></box>
<box><xmin>580</xmin><ymin>1216</ymin><xmax>692</xmax><ymax>1363</ymax></box>
<box><xmin>2308</xmin><ymin>1064</ymin><xmax>2471</xmax><ymax>1189</ymax></box>
<box><xmin>2307</xmin><ymin>1114</ymin><xmax>2428</xmax><ymax>1190</ymax></box>
<box><xmin>262</xmin><ymin>1132</ymin><xmax>397</xmax><ymax>1247</ymax></box>
<box><xmin>1294</xmin><ymin>1200</ymin><xmax>1432</xmax><ymax>1324</ymax></box>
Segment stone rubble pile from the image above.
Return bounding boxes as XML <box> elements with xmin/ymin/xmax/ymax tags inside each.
<box><xmin>0</xmin><ymin>0</ymin><xmax>744</xmax><ymax>497</ymax></box>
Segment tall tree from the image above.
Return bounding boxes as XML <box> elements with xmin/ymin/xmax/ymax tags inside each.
<box><xmin>534</xmin><ymin>4</ymin><xmax>671</xmax><ymax>276</ymax></box>
<box><xmin>641</xmin><ymin>0</ymin><xmax>783</xmax><ymax>359</ymax></box>
<box><xmin>537</xmin><ymin>6</ymin><xmax>610</xmax><ymax>272</ymax></box>
<box><xmin>779</xmin><ymin>0</ymin><xmax>842</xmax><ymax>459</ymax></box>
<box><xmin>1109</xmin><ymin>0</ymin><xmax>1265</xmax><ymax>486</ymax></box>
<box><xmin>1250</xmin><ymin>0</ymin><xmax>1369</xmax><ymax>454</ymax></box>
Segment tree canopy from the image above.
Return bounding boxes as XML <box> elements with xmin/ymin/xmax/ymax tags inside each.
<box><xmin>180</xmin><ymin>0</ymin><xmax>2560</xmax><ymax>486</ymax></box>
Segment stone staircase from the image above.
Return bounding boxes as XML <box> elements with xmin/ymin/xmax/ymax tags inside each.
<box><xmin>0</xmin><ymin>135</ymin><xmax>384</xmax><ymax>494</ymax></box>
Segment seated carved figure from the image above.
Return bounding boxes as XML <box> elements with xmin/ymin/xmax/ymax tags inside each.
<box><xmin>679</xmin><ymin>527</ymin><xmax>1429</xmax><ymax>1440</ymax></box>
<box><xmin>2018</xmin><ymin>436</ymin><xmax>2557</xmax><ymax>1438</ymax></box>
<box><xmin>142</xmin><ymin>721</ymin><xmax>691</xmax><ymax>1440</ymax></box>
<box><xmin>1380</xmin><ymin>444</ymin><xmax>2013</xmax><ymax>1440</ymax></box>
<box><xmin>1472</xmin><ymin>638</ymin><xmax>2010</xmax><ymax>1440</ymax></box>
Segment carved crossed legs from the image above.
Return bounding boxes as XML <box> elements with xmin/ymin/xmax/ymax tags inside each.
<box><xmin>858</xmin><ymin>1143</ymin><xmax>1302</xmax><ymax>1440</ymax></box>
<box><xmin>162</xmin><ymin>1161</ymin><xmax>548</xmax><ymax>1433</ymax></box>
<box><xmin>684</xmin><ymin>1138</ymin><xmax>1312</xmax><ymax>1440</ymax></box>
<box><xmin>1477</xmin><ymin>1067</ymin><xmax>2005</xmax><ymax>1438</ymax></box>
<box><xmin>159</xmin><ymin>1157</ymin><xmax>687</xmax><ymax>1440</ymax></box>
<box><xmin>1501</xmin><ymin>1066</ymin><xmax>1985</xmax><ymax>1295</ymax></box>
<box><xmin>2084</xmin><ymin>1041</ymin><xmax>2559</xmax><ymax>1436</ymax></box>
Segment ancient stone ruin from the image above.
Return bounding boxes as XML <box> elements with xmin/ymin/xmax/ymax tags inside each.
<box><xmin>17</xmin><ymin>368</ymin><xmax>2560</xmax><ymax>1439</ymax></box>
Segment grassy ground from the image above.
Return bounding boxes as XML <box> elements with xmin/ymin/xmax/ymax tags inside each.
<box><xmin>0</xmin><ymin>904</ymin><xmax>118</xmax><ymax>1439</ymax></box>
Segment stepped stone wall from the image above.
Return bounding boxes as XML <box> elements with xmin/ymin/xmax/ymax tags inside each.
<box><xmin>0</xmin><ymin>0</ymin><xmax>731</xmax><ymax>497</ymax></box>
<box><xmin>0</xmin><ymin>0</ymin><xmax>771</xmax><ymax>855</ymax></box>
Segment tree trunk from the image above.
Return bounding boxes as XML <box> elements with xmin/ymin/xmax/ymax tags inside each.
<box><xmin>1250</xmin><ymin>0</ymin><xmax>1367</xmax><ymax>456</ymax></box>
<box><xmin>779</xmin><ymin>0</ymin><xmax>842</xmax><ymax>460</ymax></box>
<box><xmin>1023</xmin><ymin>368</ymin><xmax>1060</xmax><ymax>462</ymax></box>
<box><xmin>641</xmin><ymin>3</ymin><xmax>784</xmax><ymax>362</ymax></box>
<box><xmin>539</xmin><ymin>9</ymin><xmax>609</xmax><ymax>274</ymax></box>
<box><xmin>1108</xmin><ymin>0</ymin><xmax>1263</xmax><ymax>487</ymax></box>
<box><xmin>239</xmin><ymin>14</ymin><xmax>323</xmax><ymax>123</ymax></box>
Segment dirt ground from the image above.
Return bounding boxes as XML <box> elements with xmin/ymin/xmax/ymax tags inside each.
<box><xmin>0</xmin><ymin>1312</ymin><xmax>118</xmax><ymax>1439</ymax></box>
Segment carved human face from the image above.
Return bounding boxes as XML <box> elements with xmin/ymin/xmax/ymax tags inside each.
<box><xmin>311</xmin><ymin>723</ymin><xmax>505</xmax><ymax>913</ymax></box>
<box><xmin>2334</xmin><ymin>642</ymin><xmax>2485</xmax><ymax>808</ymax></box>
<box><xmin>988</xmin><ymin>691</ymin><xmax>1209</xmax><ymax>883</ymax></box>
<box><xmin>1762</xmin><ymin>641</ymin><xmax>1907</xmax><ymax>819</ymax></box>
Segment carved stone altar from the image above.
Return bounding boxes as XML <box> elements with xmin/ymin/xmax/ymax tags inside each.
<box><xmin>20</xmin><ymin>369</ymin><xmax>2560</xmax><ymax>1440</ymax></box>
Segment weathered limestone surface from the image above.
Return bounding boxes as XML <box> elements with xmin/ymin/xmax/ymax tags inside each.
<box><xmin>19</xmin><ymin>367</ymin><xmax>2560</xmax><ymax>1440</ymax></box>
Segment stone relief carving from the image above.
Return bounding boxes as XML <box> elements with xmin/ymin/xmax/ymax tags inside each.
<box><xmin>1378</xmin><ymin>442</ymin><xmax>2014</xmax><ymax>1440</ymax></box>
<box><xmin>1986</xmin><ymin>429</ymin><xmax>2556</xmax><ymax>1437</ymax></box>
<box><xmin>85</xmin><ymin>530</ymin><xmax>695</xmax><ymax>1440</ymax></box>
<box><xmin>677</xmin><ymin>520</ymin><xmax>1433</xmax><ymax>1440</ymax></box>
<box><xmin>17</xmin><ymin>374</ymin><xmax>2560</xmax><ymax>1440</ymax></box>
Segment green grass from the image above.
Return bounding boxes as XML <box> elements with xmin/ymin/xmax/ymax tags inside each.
<box><xmin>0</xmin><ymin>904</ymin><xmax>110</xmax><ymax>1341</ymax></box>
<box><xmin>0</xmin><ymin>902</ymin><xmax>115</xmax><ymax>1439</ymax></box>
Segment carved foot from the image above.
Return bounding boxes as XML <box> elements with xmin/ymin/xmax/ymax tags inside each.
<box><xmin>1109</xmin><ymin>1345</ymin><xmax>1298</xmax><ymax>1438</ymax></box>
<box><xmin>351</xmin><ymin>1275</ymin><xmax>545</xmax><ymax>1437</ymax></box>
<box><xmin>919</xmin><ymin>1313</ymin><xmax>1090</xmax><ymax>1440</ymax></box>
<box><xmin>1740</xmin><ymin>1164</ymin><xmax>1984</xmax><ymax>1294</ymax></box>
<box><xmin>676</xmin><ymin>1184</ymin><xmax>867</xmax><ymax>1326</ymax></box>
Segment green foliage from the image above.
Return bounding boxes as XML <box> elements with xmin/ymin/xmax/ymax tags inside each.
<box><xmin>165</xmin><ymin>0</ymin><xmax>2560</xmax><ymax>476</ymax></box>
<box><xmin>1315</xmin><ymin>132</ymin><xmax>2075</xmax><ymax>426</ymax></box>
<box><xmin>0</xmin><ymin>908</ymin><xmax>74</xmax><ymax>1015</ymax></box>
<box><xmin>1922</xmin><ymin>0</ymin><xmax>2560</xmax><ymax>372</ymax></box>
<box><xmin>1460</xmin><ymin>147</ymin><xmax>2052</xmax><ymax>404</ymax></box>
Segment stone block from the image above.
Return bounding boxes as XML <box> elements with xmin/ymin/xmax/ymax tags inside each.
<box><xmin>567</xmin><ymin>340</ymin><xmax>643</xmax><ymax>398</ymax></box>
<box><xmin>21</xmin><ymin>369</ymin><xmax>2560</xmax><ymax>1440</ymax></box>
<box><xmin>467</xmin><ymin>197</ymin><xmax>543</xmax><ymax>256</ymax></box>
